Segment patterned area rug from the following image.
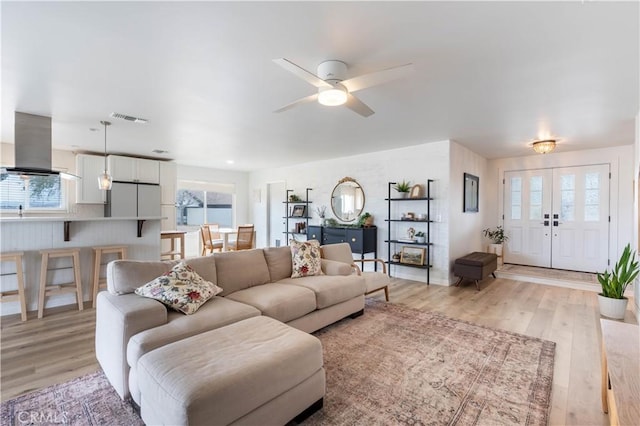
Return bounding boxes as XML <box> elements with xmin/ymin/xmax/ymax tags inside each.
<box><xmin>306</xmin><ymin>300</ymin><xmax>555</xmax><ymax>425</ymax></box>
<box><xmin>1</xmin><ymin>300</ymin><xmax>554</xmax><ymax>425</ymax></box>
<box><xmin>0</xmin><ymin>371</ymin><xmax>142</xmax><ymax>426</ymax></box>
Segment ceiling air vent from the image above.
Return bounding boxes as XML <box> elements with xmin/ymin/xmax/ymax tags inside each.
<box><xmin>109</xmin><ymin>112</ymin><xmax>148</xmax><ymax>124</ymax></box>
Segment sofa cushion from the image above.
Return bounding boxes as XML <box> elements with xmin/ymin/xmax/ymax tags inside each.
<box><xmin>263</xmin><ymin>246</ymin><xmax>293</xmax><ymax>282</ymax></box>
<box><xmin>108</xmin><ymin>260</ymin><xmax>176</xmax><ymax>295</ymax></box>
<box><xmin>225</xmin><ymin>283</ymin><xmax>317</xmax><ymax>323</ymax></box>
<box><xmin>183</xmin><ymin>256</ymin><xmax>218</xmax><ymax>286</ymax></box>
<box><xmin>321</xmin><ymin>259</ymin><xmax>354</xmax><ymax>276</ymax></box>
<box><xmin>127</xmin><ymin>296</ymin><xmax>260</xmax><ymax>369</ymax></box>
<box><xmin>278</xmin><ymin>275</ymin><xmax>366</xmax><ymax>309</ymax></box>
<box><xmin>135</xmin><ymin>262</ymin><xmax>222</xmax><ymax>315</ymax></box>
<box><xmin>214</xmin><ymin>249</ymin><xmax>271</xmax><ymax>296</ymax></box>
<box><xmin>290</xmin><ymin>239</ymin><xmax>323</xmax><ymax>278</ymax></box>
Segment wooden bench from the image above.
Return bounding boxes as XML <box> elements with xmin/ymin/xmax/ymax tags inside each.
<box><xmin>453</xmin><ymin>252</ymin><xmax>497</xmax><ymax>290</ymax></box>
<box><xmin>600</xmin><ymin>319</ymin><xmax>640</xmax><ymax>426</ymax></box>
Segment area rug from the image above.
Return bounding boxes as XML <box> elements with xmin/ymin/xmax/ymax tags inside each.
<box><xmin>1</xmin><ymin>300</ymin><xmax>555</xmax><ymax>425</ymax></box>
<box><xmin>305</xmin><ymin>300</ymin><xmax>555</xmax><ymax>425</ymax></box>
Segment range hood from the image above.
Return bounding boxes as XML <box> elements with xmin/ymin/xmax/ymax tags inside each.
<box><xmin>1</xmin><ymin>112</ymin><xmax>79</xmax><ymax>179</ymax></box>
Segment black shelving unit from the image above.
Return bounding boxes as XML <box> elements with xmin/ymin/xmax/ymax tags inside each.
<box><xmin>283</xmin><ymin>188</ymin><xmax>312</xmax><ymax>244</ymax></box>
<box><xmin>385</xmin><ymin>180</ymin><xmax>434</xmax><ymax>284</ymax></box>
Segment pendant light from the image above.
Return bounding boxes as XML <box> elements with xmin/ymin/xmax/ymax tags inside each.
<box><xmin>98</xmin><ymin>120</ymin><xmax>112</xmax><ymax>190</ymax></box>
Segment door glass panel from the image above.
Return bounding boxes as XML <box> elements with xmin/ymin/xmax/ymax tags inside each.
<box><xmin>510</xmin><ymin>177</ymin><xmax>522</xmax><ymax>220</ymax></box>
<box><xmin>560</xmin><ymin>175</ymin><xmax>575</xmax><ymax>221</ymax></box>
<box><xmin>584</xmin><ymin>172</ymin><xmax>600</xmax><ymax>221</ymax></box>
<box><xmin>529</xmin><ymin>176</ymin><xmax>543</xmax><ymax>220</ymax></box>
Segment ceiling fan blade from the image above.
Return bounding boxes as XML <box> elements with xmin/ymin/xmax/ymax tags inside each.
<box><xmin>345</xmin><ymin>93</ymin><xmax>375</xmax><ymax>117</ymax></box>
<box><xmin>341</xmin><ymin>63</ymin><xmax>414</xmax><ymax>93</ymax></box>
<box><xmin>273</xmin><ymin>58</ymin><xmax>332</xmax><ymax>89</ymax></box>
<box><xmin>274</xmin><ymin>93</ymin><xmax>319</xmax><ymax>113</ymax></box>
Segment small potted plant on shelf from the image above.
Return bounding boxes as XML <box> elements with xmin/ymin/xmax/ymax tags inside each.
<box><xmin>415</xmin><ymin>231</ymin><xmax>426</xmax><ymax>244</ymax></box>
<box><xmin>482</xmin><ymin>226</ymin><xmax>508</xmax><ymax>257</ymax></box>
<box><xmin>289</xmin><ymin>193</ymin><xmax>302</xmax><ymax>202</ymax></box>
<box><xmin>357</xmin><ymin>212</ymin><xmax>373</xmax><ymax>227</ymax></box>
<box><xmin>394</xmin><ymin>180</ymin><xmax>411</xmax><ymax>198</ymax></box>
<box><xmin>596</xmin><ymin>243</ymin><xmax>639</xmax><ymax>320</ymax></box>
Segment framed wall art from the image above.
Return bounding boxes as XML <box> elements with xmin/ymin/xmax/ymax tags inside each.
<box><xmin>400</xmin><ymin>246</ymin><xmax>425</xmax><ymax>266</ymax></box>
<box><xmin>463</xmin><ymin>173</ymin><xmax>479</xmax><ymax>213</ymax></box>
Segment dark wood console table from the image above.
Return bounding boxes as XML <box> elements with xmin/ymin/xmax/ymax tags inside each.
<box><xmin>307</xmin><ymin>226</ymin><xmax>377</xmax><ymax>269</ymax></box>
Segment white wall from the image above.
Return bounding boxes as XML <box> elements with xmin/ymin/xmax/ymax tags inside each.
<box><xmin>448</xmin><ymin>141</ymin><xmax>489</xmax><ymax>282</ymax></box>
<box><xmin>487</xmin><ymin>145</ymin><xmax>634</xmax><ymax>267</ymax></box>
<box><xmin>250</xmin><ymin>141</ymin><xmax>452</xmax><ymax>285</ymax></box>
<box><xmin>634</xmin><ymin>111</ymin><xmax>640</xmax><ymax>317</ymax></box>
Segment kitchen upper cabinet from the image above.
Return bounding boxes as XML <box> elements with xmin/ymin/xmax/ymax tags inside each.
<box><xmin>75</xmin><ymin>153</ymin><xmax>106</xmax><ymax>204</ymax></box>
<box><xmin>159</xmin><ymin>161</ymin><xmax>177</xmax><ymax>205</ymax></box>
<box><xmin>108</xmin><ymin>155</ymin><xmax>160</xmax><ymax>184</ymax></box>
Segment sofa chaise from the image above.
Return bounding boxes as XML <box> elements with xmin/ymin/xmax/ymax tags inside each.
<box><xmin>95</xmin><ymin>244</ymin><xmax>367</xmax><ymax>424</ymax></box>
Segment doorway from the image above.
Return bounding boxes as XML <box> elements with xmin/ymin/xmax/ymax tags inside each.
<box><xmin>267</xmin><ymin>182</ymin><xmax>286</xmax><ymax>248</ymax></box>
<box><xmin>503</xmin><ymin>164</ymin><xmax>610</xmax><ymax>272</ymax></box>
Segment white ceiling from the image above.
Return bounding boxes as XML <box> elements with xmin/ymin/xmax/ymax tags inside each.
<box><xmin>1</xmin><ymin>1</ymin><xmax>638</xmax><ymax>171</ymax></box>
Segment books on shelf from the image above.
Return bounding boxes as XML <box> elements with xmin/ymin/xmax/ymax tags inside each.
<box><xmin>397</xmin><ymin>238</ymin><xmax>416</xmax><ymax>243</ymax></box>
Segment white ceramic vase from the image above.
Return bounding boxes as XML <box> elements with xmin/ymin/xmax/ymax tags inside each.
<box><xmin>597</xmin><ymin>295</ymin><xmax>628</xmax><ymax>320</ymax></box>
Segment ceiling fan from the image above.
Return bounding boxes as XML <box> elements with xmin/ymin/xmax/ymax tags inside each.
<box><xmin>273</xmin><ymin>58</ymin><xmax>414</xmax><ymax>117</ymax></box>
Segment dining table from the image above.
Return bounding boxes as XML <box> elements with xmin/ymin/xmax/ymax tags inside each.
<box><xmin>217</xmin><ymin>227</ymin><xmax>256</xmax><ymax>252</ymax></box>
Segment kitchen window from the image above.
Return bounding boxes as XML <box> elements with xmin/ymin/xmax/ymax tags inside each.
<box><xmin>0</xmin><ymin>174</ymin><xmax>66</xmax><ymax>211</ymax></box>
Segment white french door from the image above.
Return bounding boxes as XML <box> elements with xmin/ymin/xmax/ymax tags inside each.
<box><xmin>503</xmin><ymin>165</ymin><xmax>609</xmax><ymax>273</ymax></box>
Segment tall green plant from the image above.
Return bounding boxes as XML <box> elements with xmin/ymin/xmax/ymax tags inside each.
<box><xmin>597</xmin><ymin>243</ymin><xmax>639</xmax><ymax>299</ymax></box>
<box><xmin>482</xmin><ymin>226</ymin><xmax>508</xmax><ymax>244</ymax></box>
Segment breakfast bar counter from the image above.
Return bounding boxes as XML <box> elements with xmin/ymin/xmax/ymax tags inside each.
<box><xmin>0</xmin><ymin>216</ymin><xmax>163</xmax><ymax>317</ymax></box>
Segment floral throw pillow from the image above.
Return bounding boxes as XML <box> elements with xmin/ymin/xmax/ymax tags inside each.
<box><xmin>290</xmin><ymin>239</ymin><xmax>323</xmax><ymax>278</ymax></box>
<box><xmin>135</xmin><ymin>262</ymin><xmax>222</xmax><ymax>315</ymax></box>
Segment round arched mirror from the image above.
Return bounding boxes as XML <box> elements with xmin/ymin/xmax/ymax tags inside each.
<box><xmin>330</xmin><ymin>177</ymin><xmax>365</xmax><ymax>222</ymax></box>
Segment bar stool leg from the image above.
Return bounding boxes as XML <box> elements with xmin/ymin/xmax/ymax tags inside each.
<box><xmin>38</xmin><ymin>253</ymin><xmax>49</xmax><ymax>319</ymax></box>
<box><xmin>73</xmin><ymin>251</ymin><xmax>84</xmax><ymax>311</ymax></box>
<box><xmin>92</xmin><ymin>250</ymin><xmax>102</xmax><ymax>309</ymax></box>
<box><xmin>15</xmin><ymin>256</ymin><xmax>27</xmax><ymax>321</ymax></box>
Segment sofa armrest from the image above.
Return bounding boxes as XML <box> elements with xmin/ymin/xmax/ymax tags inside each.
<box><xmin>357</xmin><ymin>258</ymin><xmax>388</xmax><ymax>274</ymax></box>
<box><xmin>95</xmin><ymin>292</ymin><xmax>167</xmax><ymax>400</ymax></box>
<box><xmin>321</xmin><ymin>259</ymin><xmax>355</xmax><ymax>276</ymax></box>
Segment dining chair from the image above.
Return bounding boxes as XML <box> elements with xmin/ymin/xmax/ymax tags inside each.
<box><xmin>227</xmin><ymin>225</ymin><xmax>254</xmax><ymax>251</ymax></box>
<box><xmin>207</xmin><ymin>223</ymin><xmax>224</xmax><ymax>252</ymax></box>
<box><xmin>200</xmin><ymin>225</ymin><xmax>223</xmax><ymax>256</ymax></box>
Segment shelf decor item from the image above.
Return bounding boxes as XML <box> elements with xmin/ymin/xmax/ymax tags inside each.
<box><xmin>357</xmin><ymin>212</ymin><xmax>373</xmax><ymax>227</ymax></box>
<box><xmin>291</xmin><ymin>205</ymin><xmax>306</xmax><ymax>217</ymax></box>
<box><xmin>596</xmin><ymin>243</ymin><xmax>639</xmax><ymax>319</ymax></box>
<box><xmin>400</xmin><ymin>246</ymin><xmax>425</xmax><ymax>266</ymax></box>
<box><xmin>415</xmin><ymin>231</ymin><xmax>426</xmax><ymax>244</ymax></box>
<box><xmin>482</xmin><ymin>225</ymin><xmax>508</xmax><ymax>258</ymax></box>
<box><xmin>393</xmin><ymin>180</ymin><xmax>411</xmax><ymax>198</ymax></box>
<box><xmin>409</xmin><ymin>184</ymin><xmax>422</xmax><ymax>198</ymax></box>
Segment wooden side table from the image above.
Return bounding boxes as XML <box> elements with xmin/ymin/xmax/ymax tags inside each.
<box><xmin>600</xmin><ymin>318</ymin><xmax>640</xmax><ymax>426</ymax></box>
<box><xmin>161</xmin><ymin>231</ymin><xmax>186</xmax><ymax>260</ymax></box>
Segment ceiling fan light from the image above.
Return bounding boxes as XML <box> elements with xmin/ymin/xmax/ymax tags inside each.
<box><xmin>532</xmin><ymin>139</ymin><xmax>556</xmax><ymax>154</ymax></box>
<box><xmin>318</xmin><ymin>86</ymin><xmax>348</xmax><ymax>106</ymax></box>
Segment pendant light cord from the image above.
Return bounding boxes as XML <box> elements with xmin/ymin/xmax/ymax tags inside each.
<box><xmin>100</xmin><ymin>121</ymin><xmax>111</xmax><ymax>170</ymax></box>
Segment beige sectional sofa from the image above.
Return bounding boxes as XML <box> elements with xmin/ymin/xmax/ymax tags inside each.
<box><xmin>95</xmin><ymin>245</ymin><xmax>366</xmax><ymax>423</ymax></box>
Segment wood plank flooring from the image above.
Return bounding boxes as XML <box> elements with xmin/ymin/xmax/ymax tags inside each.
<box><xmin>1</xmin><ymin>277</ymin><xmax>637</xmax><ymax>425</ymax></box>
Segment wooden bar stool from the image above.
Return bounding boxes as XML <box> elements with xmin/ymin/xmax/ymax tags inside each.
<box><xmin>38</xmin><ymin>248</ymin><xmax>83</xmax><ymax>319</ymax></box>
<box><xmin>0</xmin><ymin>251</ymin><xmax>28</xmax><ymax>321</ymax></box>
<box><xmin>92</xmin><ymin>245</ymin><xmax>127</xmax><ymax>308</ymax></box>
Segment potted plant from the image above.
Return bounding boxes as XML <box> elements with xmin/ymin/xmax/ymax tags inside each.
<box><xmin>357</xmin><ymin>212</ymin><xmax>373</xmax><ymax>227</ymax></box>
<box><xmin>394</xmin><ymin>180</ymin><xmax>411</xmax><ymax>198</ymax></box>
<box><xmin>596</xmin><ymin>243</ymin><xmax>639</xmax><ymax>319</ymax></box>
<box><xmin>482</xmin><ymin>226</ymin><xmax>508</xmax><ymax>257</ymax></box>
<box><xmin>415</xmin><ymin>231</ymin><xmax>426</xmax><ymax>244</ymax></box>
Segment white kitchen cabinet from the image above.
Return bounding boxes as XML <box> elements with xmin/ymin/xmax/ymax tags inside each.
<box><xmin>75</xmin><ymin>153</ymin><xmax>106</xmax><ymax>204</ymax></box>
<box><xmin>159</xmin><ymin>161</ymin><xmax>177</xmax><ymax>205</ymax></box>
<box><xmin>108</xmin><ymin>155</ymin><xmax>159</xmax><ymax>184</ymax></box>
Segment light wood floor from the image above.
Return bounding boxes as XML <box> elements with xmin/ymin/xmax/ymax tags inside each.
<box><xmin>1</xmin><ymin>277</ymin><xmax>637</xmax><ymax>425</ymax></box>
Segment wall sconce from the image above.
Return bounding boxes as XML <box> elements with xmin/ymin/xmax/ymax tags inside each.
<box><xmin>532</xmin><ymin>139</ymin><xmax>556</xmax><ymax>154</ymax></box>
